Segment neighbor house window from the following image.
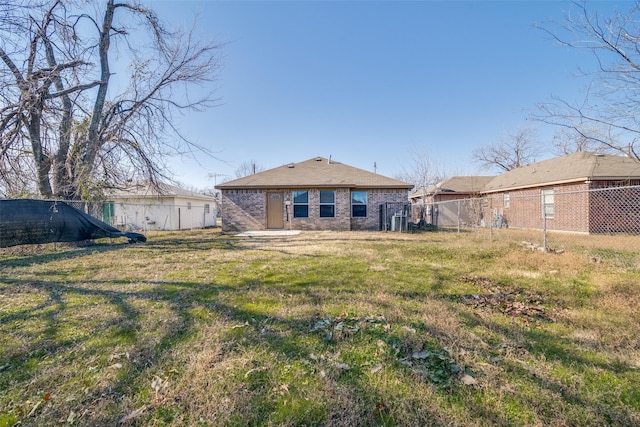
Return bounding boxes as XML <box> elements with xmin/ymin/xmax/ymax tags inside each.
<box><xmin>541</xmin><ymin>189</ymin><xmax>554</xmax><ymax>218</ymax></box>
<box><xmin>187</xmin><ymin>202</ymin><xmax>192</xmax><ymax>210</ymax></box>
<box><xmin>204</xmin><ymin>204</ymin><xmax>210</xmax><ymax>214</ymax></box>
<box><xmin>293</xmin><ymin>191</ymin><xmax>309</xmax><ymax>218</ymax></box>
<box><xmin>351</xmin><ymin>191</ymin><xmax>367</xmax><ymax>217</ymax></box>
<box><xmin>504</xmin><ymin>193</ymin><xmax>510</xmax><ymax>209</ymax></box>
<box><xmin>319</xmin><ymin>190</ymin><xmax>335</xmax><ymax>217</ymax></box>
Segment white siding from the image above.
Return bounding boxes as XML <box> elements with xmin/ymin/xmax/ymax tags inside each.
<box><xmin>111</xmin><ymin>196</ymin><xmax>216</xmax><ymax>231</ymax></box>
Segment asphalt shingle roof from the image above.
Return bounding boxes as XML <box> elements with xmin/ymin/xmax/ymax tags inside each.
<box><xmin>108</xmin><ymin>182</ymin><xmax>213</xmax><ymax>200</ymax></box>
<box><xmin>484</xmin><ymin>152</ymin><xmax>640</xmax><ymax>193</ymax></box>
<box><xmin>216</xmin><ymin>157</ymin><xmax>413</xmax><ymax>190</ymax></box>
<box><xmin>411</xmin><ymin>176</ymin><xmax>495</xmax><ymax>199</ymax></box>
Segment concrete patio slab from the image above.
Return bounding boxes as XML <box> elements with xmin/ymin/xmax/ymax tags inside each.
<box><xmin>235</xmin><ymin>230</ymin><xmax>301</xmax><ymax>237</ymax></box>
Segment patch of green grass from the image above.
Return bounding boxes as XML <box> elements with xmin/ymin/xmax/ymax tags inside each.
<box><xmin>0</xmin><ymin>413</ymin><xmax>18</xmax><ymax>427</ymax></box>
<box><xmin>1</xmin><ymin>230</ymin><xmax>639</xmax><ymax>425</ymax></box>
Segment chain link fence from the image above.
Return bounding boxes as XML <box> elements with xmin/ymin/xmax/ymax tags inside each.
<box><xmin>410</xmin><ymin>185</ymin><xmax>640</xmax><ymax>270</ymax></box>
<box><xmin>380</xmin><ymin>202</ymin><xmax>412</xmax><ymax>232</ymax></box>
<box><xmin>58</xmin><ymin>200</ymin><xmax>218</xmax><ymax>231</ymax></box>
<box><xmin>62</xmin><ymin>200</ymin><xmax>105</xmax><ymax>219</ymax></box>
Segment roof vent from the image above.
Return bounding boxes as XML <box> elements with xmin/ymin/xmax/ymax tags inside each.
<box><xmin>288</xmin><ymin>163</ymin><xmax>295</xmax><ymax>168</ymax></box>
<box><xmin>315</xmin><ymin>157</ymin><xmax>322</xmax><ymax>161</ymax></box>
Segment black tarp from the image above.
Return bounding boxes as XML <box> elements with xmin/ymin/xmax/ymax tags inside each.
<box><xmin>0</xmin><ymin>199</ymin><xmax>146</xmax><ymax>248</ymax></box>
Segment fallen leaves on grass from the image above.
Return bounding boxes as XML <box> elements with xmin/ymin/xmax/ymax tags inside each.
<box><xmin>309</xmin><ymin>315</ymin><xmax>477</xmax><ymax>388</ymax></box>
<box><xmin>399</xmin><ymin>347</ymin><xmax>472</xmax><ymax>388</ymax></box>
<box><xmin>459</xmin><ymin>275</ymin><xmax>563</xmax><ymax>323</ymax></box>
<box><xmin>310</xmin><ymin>315</ymin><xmax>388</xmax><ymax>341</ymax></box>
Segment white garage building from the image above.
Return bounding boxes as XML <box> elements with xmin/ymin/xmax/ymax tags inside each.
<box><xmin>105</xmin><ymin>182</ymin><xmax>217</xmax><ymax>231</ymax></box>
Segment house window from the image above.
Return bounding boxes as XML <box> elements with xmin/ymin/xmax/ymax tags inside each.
<box><xmin>319</xmin><ymin>190</ymin><xmax>335</xmax><ymax>218</ymax></box>
<box><xmin>541</xmin><ymin>189</ymin><xmax>554</xmax><ymax>218</ymax></box>
<box><xmin>351</xmin><ymin>191</ymin><xmax>367</xmax><ymax>218</ymax></box>
<box><xmin>504</xmin><ymin>193</ymin><xmax>510</xmax><ymax>209</ymax></box>
<box><xmin>187</xmin><ymin>202</ymin><xmax>192</xmax><ymax>210</ymax></box>
<box><xmin>293</xmin><ymin>191</ymin><xmax>309</xmax><ymax>218</ymax></box>
<box><xmin>205</xmin><ymin>204</ymin><xmax>210</xmax><ymax>214</ymax></box>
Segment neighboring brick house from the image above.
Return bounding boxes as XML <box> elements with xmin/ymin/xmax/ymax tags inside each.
<box><xmin>409</xmin><ymin>176</ymin><xmax>494</xmax><ymax>226</ymax></box>
<box><xmin>215</xmin><ymin>157</ymin><xmax>413</xmax><ymax>232</ymax></box>
<box><xmin>482</xmin><ymin>152</ymin><xmax>640</xmax><ymax>233</ymax></box>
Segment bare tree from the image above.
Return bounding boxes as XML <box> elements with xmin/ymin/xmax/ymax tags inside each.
<box><xmin>0</xmin><ymin>0</ymin><xmax>223</xmax><ymax>199</ymax></box>
<box><xmin>394</xmin><ymin>146</ymin><xmax>445</xmax><ymax>195</ymax></box>
<box><xmin>551</xmin><ymin>127</ymin><xmax>605</xmax><ymax>156</ymax></box>
<box><xmin>234</xmin><ymin>160</ymin><xmax>264</xmax><ymax>178</ymax></box>
<box><xmin>535</xmin><ymin>1</ymin><xmax>640</xmax><ymax>160</ymax></box>
<box><xmin>472</xmin><ymin>126</ymin><xmax>542</xmax><ymax>172</ymax></box>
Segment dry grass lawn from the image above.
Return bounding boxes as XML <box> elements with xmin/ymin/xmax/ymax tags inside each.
<box><xmin>0</xmin><ymin>229</ymin><xmax>639</xmax><ymax>426</ymax></box>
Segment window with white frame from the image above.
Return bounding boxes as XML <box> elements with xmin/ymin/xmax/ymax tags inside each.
<box><xmin>205</xmin><ymin>204</ymin><xmax>210</xmax><ymax>214</ymax></box>
<box><xmin>293</xmin><ymin>191</ymin><xmax>309</xmax><ymax>218</ymax></box>
<box><xmin>351</xmin><ymin>191</ymin><xmax>367</xmax><ymax>218</ymax></box>
<box><xmin>504</xmin><ymin>193</ymin><xmax>510</xmax><ymax>208</ymax></box>
<box><xmin>541</xmin><ymin>189</ymin><xmax>554</xmax><ymax>218</ymax></box>
<box><xmin>319</xmin><ymin>190</ymin><xmax>335</xmax><ymax>217</ymax></box>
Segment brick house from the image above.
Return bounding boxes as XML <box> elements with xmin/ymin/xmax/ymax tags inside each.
<box><xmin>482</xmin><ymin>152</ymin><xmax>640</xmax><ymax>233</ymax></box>
<box><xmin>409</xmin><ymin>176</ymin><xmax>494</xmax><ymax>226</ymax></box>
<box><xmin>215</xmin><ymin>157</ymin><xmax>413</xmax><ymax>232</ymax></box>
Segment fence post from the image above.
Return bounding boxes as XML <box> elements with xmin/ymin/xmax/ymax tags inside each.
<box><xmin>457</xmin><ymin>200</ymin><xmax>461</xmax><ymax>233</ymax></box>
<box><xmin>542</xmin><ymin>192</ymin><xmax>548</xmax><ymax>251</ymax></box>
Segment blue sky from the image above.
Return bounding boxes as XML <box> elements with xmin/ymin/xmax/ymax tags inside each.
<box><xmin>144</xmin><ymin>0</ymin><xmax>625</xmax><ymax>190</ymax></box>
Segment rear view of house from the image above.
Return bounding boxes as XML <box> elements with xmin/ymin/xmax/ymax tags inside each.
<box><xmin>216</xmin><ymin>157</ymin><xmax>413</xmax><ymax>232</ymax></box>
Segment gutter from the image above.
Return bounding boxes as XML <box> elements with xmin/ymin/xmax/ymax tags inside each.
<box><xmin>216</xmin><ymin>185</ymin><xmax>414</xmax><ymax>190</ymax></box>
<box><xmin>482</xmin><ymin>177</ymin><xmax>595</xmax><ymax>194</ymax></box>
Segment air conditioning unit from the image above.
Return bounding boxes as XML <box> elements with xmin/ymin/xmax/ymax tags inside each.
<box><xmin>391</xmin><ymin>214</ymin><xmax>405</xmax><ymax>231</ymax></box>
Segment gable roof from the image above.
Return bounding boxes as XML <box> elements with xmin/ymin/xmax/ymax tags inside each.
<box><xmin>108</xmin><ymin>182</ymin><xmax>213</xmax><ymax>201</ymax></box>
<box><xmin>484</xmin><ymin>152</ymin><xmax>640</xmax><ymax>193</ymax></box>
<box><xmin>410</xmin><ymin>176</ymin><xmax>495</xmax><ymax>199</ymax></box>
<box><xmin>216</xmin><ymin>157</ymin><xmax>413</xmax><ymax>190</ymax></box>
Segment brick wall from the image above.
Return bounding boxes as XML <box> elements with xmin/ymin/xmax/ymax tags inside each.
<box><xmin>551</xmin><ymin>183</ymin><xmax>590</xmax><ymax>233</ymax></box>
<box><xmin>221</xmin><ymin>190</ymin><xmax>265</xmax><ymax>232</ymax></box>
<box><xmin>352</xmin><ymin>189</ymin><xmax>409</xmax><ymax>231</ymax></box>
<box><xmin>221</xmin><ymin>187</ymin><xmax>409</xmax><ymax>232</ymax></box>
<box><xmin>287</xmin><ymin>188</ymin><xmax>351</xmax><ymax>231</ymax></box>
<box><xmin>484</xmin><ymin>183</ymin><xmax>591</xmax><ymax>233</ymax></box>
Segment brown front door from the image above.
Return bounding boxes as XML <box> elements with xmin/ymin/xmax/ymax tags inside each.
<box><xmin>267</xmin><ymin>192</ymin><xmax>284</xmax><ymax>229</ymax></box>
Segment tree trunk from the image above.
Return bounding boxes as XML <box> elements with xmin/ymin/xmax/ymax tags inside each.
<box><xmin>44</xmin><ymin>37</ymin><xmax>74</xmax><ymax>198</ymax></box>
<box><xmin>76</xmin><ymin>0</ymin><xmax>115</xmax><ymax>194</ymax></box>
<box><xmin>26</xmin><ymin>104</ymin><xmax>53</xmax><ymax>198</ymax></box>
